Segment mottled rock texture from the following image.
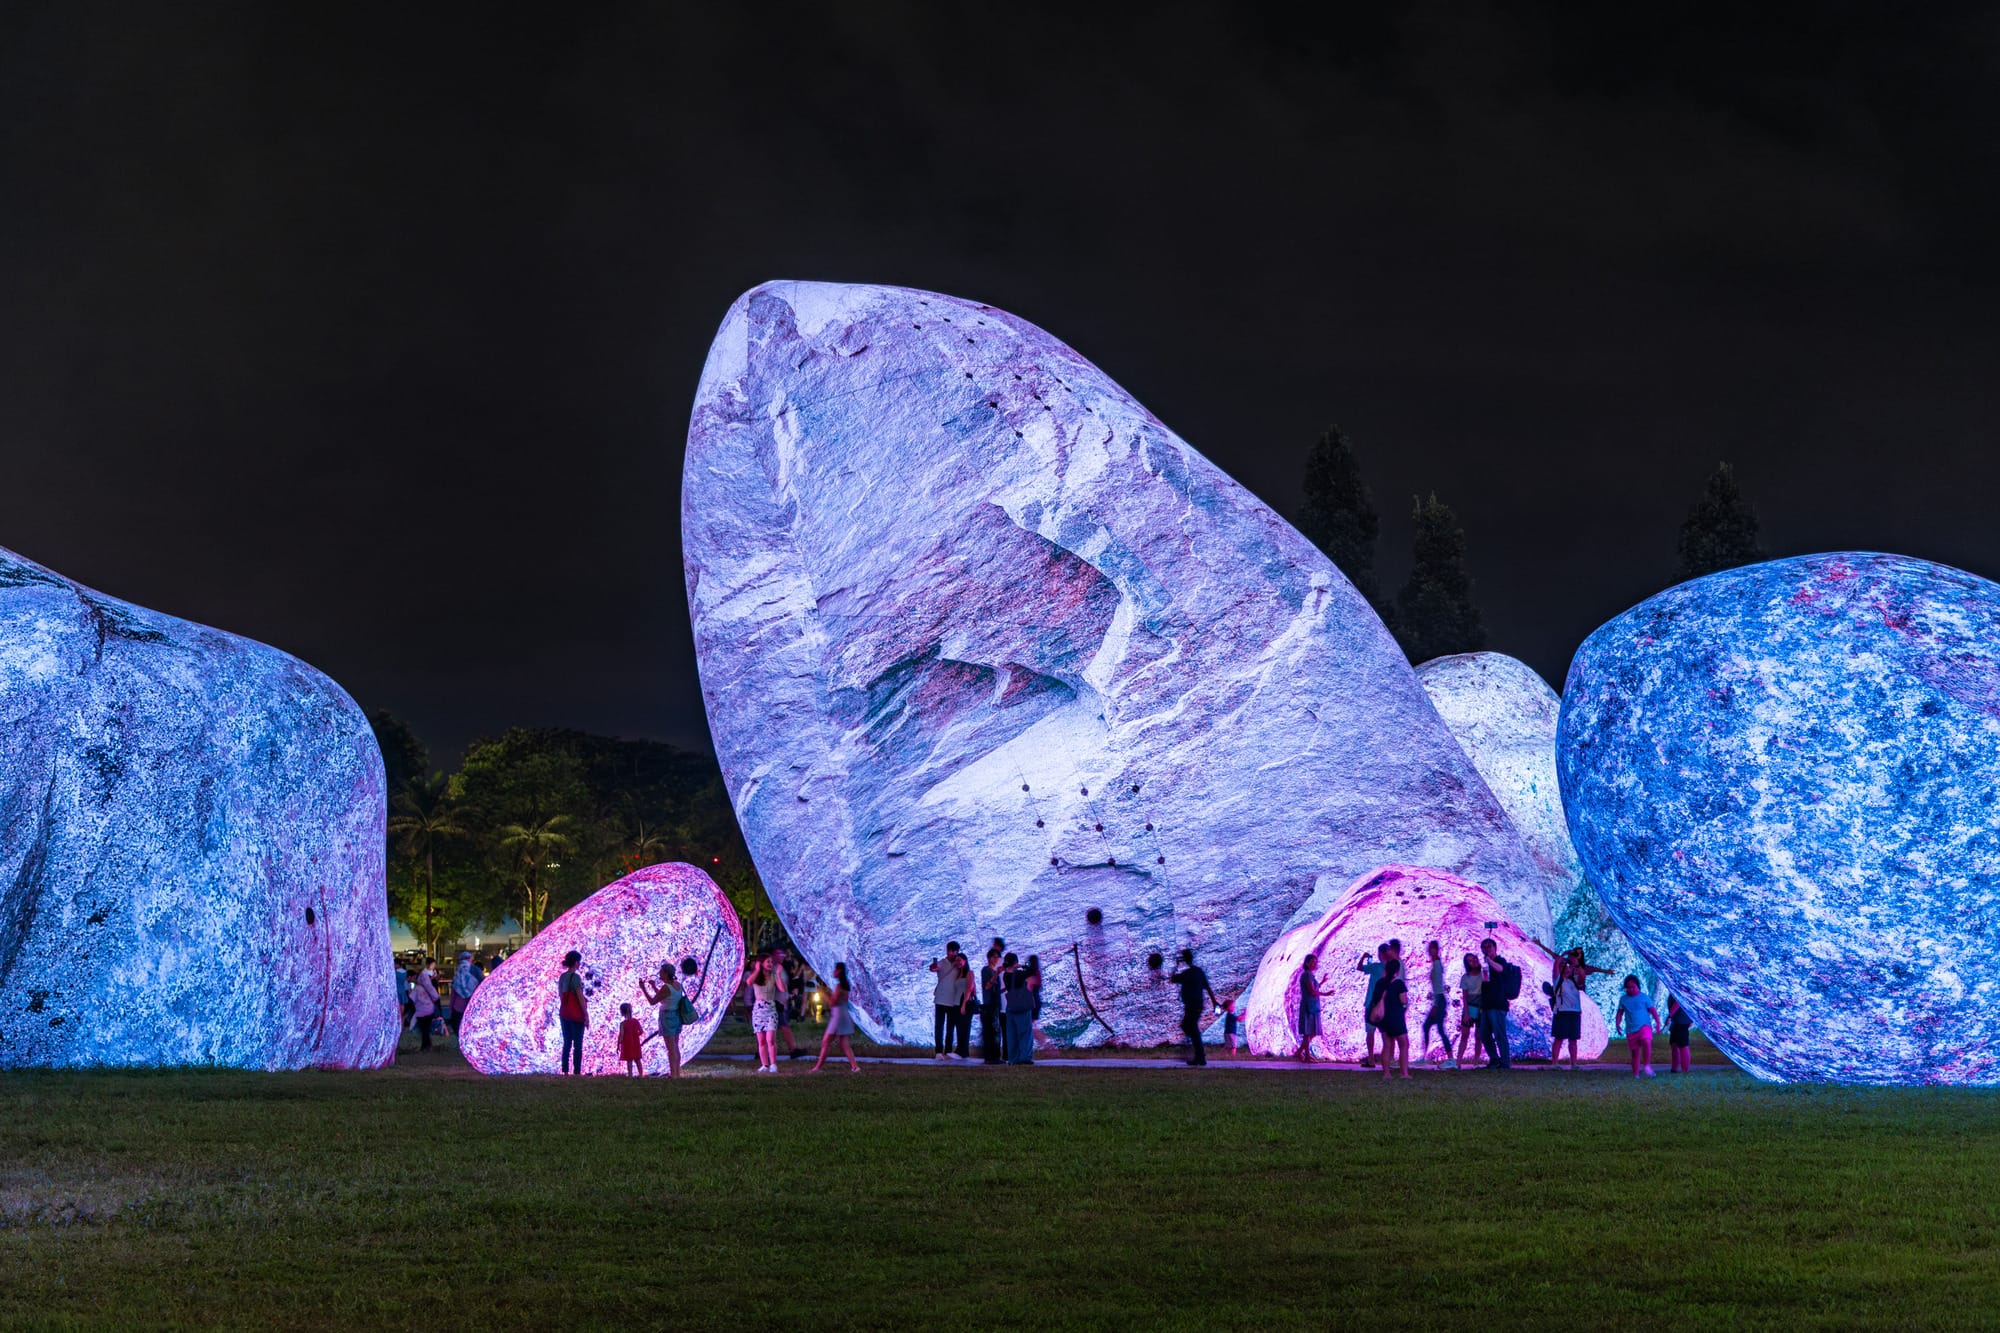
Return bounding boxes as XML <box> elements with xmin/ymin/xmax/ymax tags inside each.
<box><xmin>1243</xmin><ymin>864</ymin><xmax>1604</xmax><ymax>1062</ymax></box>
<box><xmin>683</xmin><ymin>280</ymin><xmax>1555</xmax><ymax>1047</ymax></box>
<box><xmin>0</xmin><ymin>546</ymin><xmax>394</xmax><ymax>1069</ymax></box>
<box><xmin>1560</xmin><ymin>552</ymin><xmax>2000</xmax><ymax>1084</ymax></box>
<box><xmin>1417</xmin><ymin>651</ymin><xmax>1656</xmax><ymax>1019</ymax></box>
<box><xmin>459</xmin><ymin>863</ymin><xmax>743</xmax><ymax>1076</ymax></box>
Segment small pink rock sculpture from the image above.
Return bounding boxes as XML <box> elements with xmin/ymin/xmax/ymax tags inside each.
<box><xmin>1243</xmin><ymin>865</ymin><xmax>1607</xmax><ymax>1063</ymax></box>
<box><xmin>459</xmin><ymin>863</ymin><xmax>745</xmax><ymax>1075</ymax></box>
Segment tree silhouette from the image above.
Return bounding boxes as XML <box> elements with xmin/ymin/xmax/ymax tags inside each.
<box><xmin>498</xmin><ymin>814</ymin><xmax>577</xmax><ymax>937</ymax></box>
<box><xmin>1678</xmin><ymin>462</ymin><xmax>1765</xmax><ymax>580</ymax></box>
<box><xmin>1296</xmin><ymin>425</ymin><xmax>1383</xmax><ymax>611</ymax></box>
<box><xmin>1392</xmin><ymin>493</ymin><xmax>1487</xmax><ymax>663</ymax></box>
<box><xmin>388</xmin><ymin>773</ymin><xmax>464</xmax><ymax>959</ymax></box>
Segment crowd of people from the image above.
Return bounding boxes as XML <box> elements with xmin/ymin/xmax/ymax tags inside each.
<box><xmin>396</xmin><ymin>931</ymin><xmax>1695</xmax><ymax>1079</ymax></box>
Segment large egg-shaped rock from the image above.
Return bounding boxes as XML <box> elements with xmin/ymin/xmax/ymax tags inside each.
<box><xmin>459</xmin><ymin>863</ymin><xmax>744</xmax><ymax>1075</ymax></box>
<box><xmin>1417</xmin><ymin>651</ymin><xmax>1657</xmax><ymax>1019</ymax></box>
<box><xmin>1560</xmin><ymin>552</ymin><xmax>2000</xmax><ymax>1084</ymax></box>
<box><xmin>0</xmin><ymin>545</ymin><xmax>394</xmax><ymax>1069</ymax></box>
<box><xmin>683</xmin><ymin>281</ymin><xmax>1557</xmax><ymax>1047</ymax></box>
<box><xmin>1243</xmin><ymin>864</ymin><xmax>1605</xmax><ymax>1062</ymax></box>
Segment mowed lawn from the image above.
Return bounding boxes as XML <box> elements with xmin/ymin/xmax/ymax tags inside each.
<box><xmin>3</xmin><ymin>1033</ymin><xmax>1999</xmax><ymax>1330</ymax></box>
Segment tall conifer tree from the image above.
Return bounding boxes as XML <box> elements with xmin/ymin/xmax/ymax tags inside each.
<box><xmin>1677</xmin><ymin>462</ymin><xmax>1765</xmax><ymax>580</ymax></box>
<box><xmin>1296</xmin><ymin>425</ymin><xmax>1382</xmax><ymax>610</ymax></box>
<box><xmin>1392</xmin><ymin>493</ymin><xmax>1487</xmax><ymax>663</ymax></box>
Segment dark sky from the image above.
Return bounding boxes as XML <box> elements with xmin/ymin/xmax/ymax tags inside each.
<box><xmin>5</xmin><ymin>4</ymin><xmax>1997</xmax><ymax>762</ymax></box>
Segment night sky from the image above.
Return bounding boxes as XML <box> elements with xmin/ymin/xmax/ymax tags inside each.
<box><xmin>5</xmin><ymin>5</ymin><xmax>1996</xmax><ymax>761</ymax></box>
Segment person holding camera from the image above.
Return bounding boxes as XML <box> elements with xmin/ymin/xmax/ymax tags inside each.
<box><xmin>1476</xmin><ymin>938</ymin><xmax>1518</xmax><ymax>1069</ymax></box>
<box><xmin>928</xmin><ymin>941</ymin><xmax>970</xmax><ymax>1060</ymax></box>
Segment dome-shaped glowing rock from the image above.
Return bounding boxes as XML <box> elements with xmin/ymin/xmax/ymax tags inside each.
<box><xmin>459</xmin><ymin>863</ymin><xmax>744</xmax><ymax>1075</ymax></box>
<box><xmin>683</xmin><ymin>281</ymin><xmax>1557</xmax><ymax>1047</ymax></box>
<box><xmin>1243</xmin><ymin>865</ymin><xmax>1606</xmax><ymax>1062</ymax></box>
<box><xmin>0</xmin><ymin>545</ymin><xmax>394</xmax><ymax>1069</ymax></box>
<box><xmin>1560</xmin><ymin>552</ymin><xmax>2000</xmax><ymax>1085</ymax></box>
<box><xmin>1417</xmin><ymin>652</ymin><xmax>1656</xmax><ymax>1019</ymax></box>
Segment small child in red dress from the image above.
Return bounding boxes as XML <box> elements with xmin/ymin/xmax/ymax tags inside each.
<box><xmin>617</xmin><ymin>1002</ymin><xmax>644</xmax><ymax>1076</ymax></box>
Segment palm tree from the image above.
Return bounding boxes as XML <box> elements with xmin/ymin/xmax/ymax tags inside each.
<box><xmin>622</xmin><ymin>819</ymin><xmax>669</xmax><ymax>874</ymax></box>
<box><xmin>388</xmin><ymin>773</ymin><xmax>464</xmax><ymax>959</ymax></box>
<box><xmin>498</xmin><ymin>815</ymin><xmax>576</xmax><ymax>936</ymax></box>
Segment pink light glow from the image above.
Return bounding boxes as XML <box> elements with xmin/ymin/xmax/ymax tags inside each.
<box><xmin>1243</xmin><ymin>864</ymin><xmax>1607</xmax><ymax>1062</ymax></box>
<box><xmin>459</xmin><ymin>863</ymin><xmax>745</xmax><ymax>1075</ymax></box>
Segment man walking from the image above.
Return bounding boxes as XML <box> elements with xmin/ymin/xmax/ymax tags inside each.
<box><xmin>1477</xmin><ymin>937</ymin><xmax>1517</xmax><ymax>1069</ymax></box>
<box><xmin>1167</xmin><ymin>948</ymin><xmax>1221</xmax><ymax>1066</ymax></box>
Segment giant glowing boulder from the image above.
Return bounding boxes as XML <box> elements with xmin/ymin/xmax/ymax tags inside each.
<box><xmin>683</xmin><ymin>280</ymin><xmax>1557</xmax><ymax>1047</ymax></box>
<box><xmin>1560</xmin><ymin>552</ymin><xmax>2000</xmax><ymax>1084</ymax></box>
<box><xmin>459</xmin><ymin>863</ymin><xmax>744</xmax><ymax>1075</ymax></box>
<box><xmin>1243</xmin><ymin>864</ymin><xmax>1607</xmax><ymax>1062</ymax></box>
<box><xmin>0</xmin><ymin>545</ymin><xmax>394</xmax><ymax>1069</ymax></box>
<box><xmin>1416</xmin><ymin>651</ymin><xmax>1656</xmax><ymax>1019</ymax></box>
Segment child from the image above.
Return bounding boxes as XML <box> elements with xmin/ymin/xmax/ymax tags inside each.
<box><xmin>1667</xmin><ymin>995</ymin><xmax>1694</xmax><ymax>1073</ymax></box>
<box><xmin>1222</xmin><ymin>995</ymin><xmax>1245</xmax><ymax>1058</ymax></box>
<box><xmin>617</xmin><ymin>1002</ymin><xmax>644</xmax><ymax>1077</ymax></box>
<box><xmin>1614</xmin><ymin>975</ymin><xmax>1660</xmax><ymax>1078</ymax></box>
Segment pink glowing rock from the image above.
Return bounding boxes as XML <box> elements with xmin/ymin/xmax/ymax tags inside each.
<box><xmin>459</xmin><ymin>863</ymin><xmax>744</xmax><ymax>1075</ymax></box>
<box><xmin>1243</xmin><ymin>865</ymin><xmax>1607</xmax><ymax>1062</ymax></box>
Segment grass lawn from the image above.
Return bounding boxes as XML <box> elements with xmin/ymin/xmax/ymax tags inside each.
<box><xmin>3</xmin><ymin>1030</ymin><xmax>1998</xmax><ymax>1330</ymax></box>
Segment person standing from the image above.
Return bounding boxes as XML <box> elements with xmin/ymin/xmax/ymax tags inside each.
<box><xmin>409</xmin><ymin>958</ymin><xmax>439</xmax><ymax>1053</ymax></box>
<box><xmin>1002</xmin><ymin>953</ymin><xmax>1035</xmax><ymax>1064</ymax></box>
<box><xmin>639</xmin><ymin>960</ymin><xmax>694</xmax><ymax>1078</ymax></box>
<box><xmin>746</xmin><ymin>951</ymin><xmax>786</xmax><ymax>1074</ymax></box>
<box><xmin>1477</xmin><ymin>938</ymin><xmax>1516</xmax><ymax>1069</ymax></box>
<box><xmin>1167</xmin><ymin>949</ymin><xmax>1220</xmax><ymax>1066</ymax></box>
<box><xmin>979</xmin><ymin>945</ymin><xmax>1005</xmax><ymax>1064</ymax></box>
<box><xmin>1667</xmin><ymin>995</ymin><xmax>1694</xmax><ymax>1074</ymax></box>
<box><xmin>1373</xmin><ymin>958</ymin><xmax>1411</xmax><ymax>1079</ymax></box>
<box><xmin>1616</xmin><ymin>975</ymin><xmax>1660</xmax><ymax>1078</ymax></box>
<box><xmin>617</xmin><ymin>1003</ymin><xmax>645</xmax><ymax>1076</ymax></box>
<box><xmin>950</xmin><ymin>954</ymin><xmax>976</xmax><ymax>1059</ymax></box>
<box><xmin>1419</xmin><ymin>941</ymin><xmax>1453</xmax><ymax>1068</ymax></box>
<box><xmin>450</xmin><ymin>952</ymin><xmax>480</xmax><ymax>1037</ymax></box>
<box><xmin>1453</xmin><ymin>953</ymin><xmax>1483</xmax><ymax>1067</ymax></box>
<box><xmin>1023</xmin><ymin>954</ymin><xmax>1044</xmax><ymax>1047</ymax></box>
<box><xmin>928</xmin><ymin>941</ymin><xmax>968</xmax><ymax>1060</ymax></box>
<box><xmin>811</xmin><ymin>961</ymin><xmax>862</xmax><ymax>1074</ymax></box>
<box><xmin>1356</xmin><ymin>948</ymin><xmax>1387</xmax><ymax>1067</ymax></box>
<box><xmin>1223</xmin><ymin>994</ymin><xmax>1246</xmax><ymax>1058</ymax></box>
<box><xmin>557</xmin><ymin>950</ymin><xmax>588</xmax><ymax>1075</ymax></box>
<box><xmin>395</xmin><ymin>961</ymin><xmax>413</xmax><ymax>1031</ymax></box>
<box><xmin>1294</xmin><ymin>954</ymin><xmax>1331</xmax><ymax>1062</ymax></box>
<box><xmin>1549</xmin><ymin>955</ymin><xmax>1585</xmax><ymax>1069</ymax></box>
<box><xmin>771</xmin><ymin>946</ymin><xmax>805</xmax><ymax>1060</ymax></box>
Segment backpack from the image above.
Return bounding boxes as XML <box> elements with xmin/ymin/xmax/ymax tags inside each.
<box><xmin>1499</xmin><ymin>961</ymin><xmax>1522</xmax><ymax>1001</ymax></box>
<box><xmin>675</xmin><ymin>992</ymin><xmax>697</xmax><ymax>1025</ymax></box>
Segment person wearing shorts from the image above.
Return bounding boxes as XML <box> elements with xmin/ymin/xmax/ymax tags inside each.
<box><xmin>1615</xmin><ymin>974</ymin><xmax>1659</xmax><ymax>1077</ymax></box>
<box><xmin>1453</xmin><ymin>953</ymin><xmax>1483</xmax><ymax>1067</ymax></box>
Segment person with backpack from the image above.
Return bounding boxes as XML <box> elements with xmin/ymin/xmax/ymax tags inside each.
<box><xmin>639</xmin><ymin>959</ymin><xmax>699</xmax><ymax>1077</ymax></box>
<box><xmin>1476</xmin><ymin>938</ymin><xmax>1519</xmax><ymax>1069</ymax></box>
<box><xmin>557</xmin><ymin>950</ymin><xmax>589</xmax><ymax>1075</ymax></box>
<box><xmin>811</xmin><ymin>961</ymin><xmax>862</xmax><ymax>1073</ymax></box>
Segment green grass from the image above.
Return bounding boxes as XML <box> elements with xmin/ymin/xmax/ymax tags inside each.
<box><xmin>2</xmin><ymin>1039</ymin><xmax>1997</xmax><ymax>1330</ymax></box>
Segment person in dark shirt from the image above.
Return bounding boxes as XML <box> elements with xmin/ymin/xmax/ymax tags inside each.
<box><xmin>1477</xmin><ymin>937</ymin><xmax>1513</xmax><ymax>1069</ymax></box>
<box><xmin>1667</xmin><ymin>994</ymin><xmax>1695</xmax><ymax>1073</ymax></box>
<box><xmin>979</xmin><ymin>944</ymin><xmax>1005</xmax><ymax>1064</ymax></box>
<box><xmin>1167</xmin><ymin>948</ymin><xmax>1220</xmax><ymax>1067</ymax></box>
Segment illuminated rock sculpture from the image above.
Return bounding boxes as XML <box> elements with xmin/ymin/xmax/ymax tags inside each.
<box><xmin>683</xmin><ymin>280</ymin><xmax>1557</xmax><ymax>1047</ymax></box>
<box><xmin>1560</xmin><ymin>552</ymin><xmax>2000</xmax><ymax>1084</ymax></box>
<box><xmin>1243</xmin><ymin>864</ymin><xmax>1605</xmax><ymax>1062</ymax></box>
<box><xmin>459</xmin><ymin>863</ymin><xmax>743</xmax><ymax>1075</ymax></box>
<box><xmin>1416</xmin><ymin>651</ymin><xmax>1656</xmax><ymax>1019</ymax></box>
<box><xmin>0</xmin><ymin>546</ymin><xmax>394</xmax><ymax>1069</ymax></box>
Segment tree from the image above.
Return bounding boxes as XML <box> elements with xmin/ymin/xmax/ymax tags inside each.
<box><xmin>367</xmin><ymin>710</ymin><xmax>429</xmax><ymax>796</ymax></box>
<box><xmin>1391</xmin><ymin>493</ymin><xmax>1487</xmax><ymax>663</ymax></box>
<box><xmin>1677</xmin><ymin>462</ymin><xmax>1765</xmax><ymax>580</ymax></box>
<box><xmin>498</xmin><ymin>814</ymin><xmax>577</xmax><ymax>937</ymax></box>
<box><xmin>1295</xmin><ymin>425</ymin><xmax>1382</xmax><ymax>610</ymax></box>
<box><xmin>388</xmin><ymin>773</ymin><xmax>464</xmax><ymax>959</ymax></box>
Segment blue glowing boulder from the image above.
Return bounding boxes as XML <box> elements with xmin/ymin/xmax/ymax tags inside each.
<box><xmin>1417</xmin><ymin>651</ymin><xmax>1657</xmax><ymax>1020</ymax></box>
<box><xmin>0</xmin><ymin>547</ymin><xmax>396</xmax><ymax>1069</ymax></box>
<box><xmin>683</xmin><ymin>281</ymin><xmax>1558</xmax><ymax>1047</ymax></box>
<box><xmin>1559</xmin><ymin>552</ymin><xmax>2000</xmax><ymax>1084</ymax></box>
